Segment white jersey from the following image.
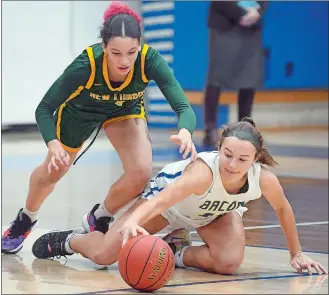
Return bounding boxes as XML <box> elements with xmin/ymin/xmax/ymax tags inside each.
<box><xmin>141</xmin><ymin>151</ymin><xmax>262</xmax><ymax>228</ymax></box>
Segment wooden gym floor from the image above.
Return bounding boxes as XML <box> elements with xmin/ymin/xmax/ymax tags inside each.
<box><xmin>1</xmin><ymin>129</ymin><xmax>328</xmax><ymax>294</ymax></box>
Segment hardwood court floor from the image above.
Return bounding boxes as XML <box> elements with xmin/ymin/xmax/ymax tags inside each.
<box><xmin>1</xmin><ymin>178</ymin><xmax>328</xmax><ymax>294</ymax></box>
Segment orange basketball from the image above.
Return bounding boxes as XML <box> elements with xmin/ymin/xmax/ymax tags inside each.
<box><xmin>118</xmin><ymin>235</ymin><xmax>175</xmax><ymax>292</ymax></box>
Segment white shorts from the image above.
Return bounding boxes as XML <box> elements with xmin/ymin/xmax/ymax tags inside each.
<box><xmin>140</xmin><ymin>193</ymin><xmax>247</xmax><ymax>232</ymax></box>
<box><xmin>160</xmin><ymin>207</ymin><xmax>248</xmax><ymax>233</ymax></box>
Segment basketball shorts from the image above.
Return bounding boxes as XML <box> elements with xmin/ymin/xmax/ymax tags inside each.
<box><xmin>159</xmin><ymin>206</ymin><xmax>248</xmax><ymax>233</ymax></box>
<box><xmin>54</xmin><ymin>100</ymin><xmax>146</xmax><ymax>153</ymax></box>
<box><xmin>139</xmin><ymin>190</ymin><xmax>248</xmax><ymax>232</ymax></box>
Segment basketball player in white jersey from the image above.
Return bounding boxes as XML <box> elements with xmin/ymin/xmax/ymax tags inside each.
<box><xmin>32</xmin><ymin>118</ymin><xmax>327</xmax><ymax>275</ymax></box>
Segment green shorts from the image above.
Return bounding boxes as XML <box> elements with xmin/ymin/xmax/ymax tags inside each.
<box><xmin>55</xmin><ymin>101</ymin><xmax>146</xmax><ymax>153</ymax></box>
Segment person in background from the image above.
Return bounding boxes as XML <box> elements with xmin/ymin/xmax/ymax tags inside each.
<box><xmin>203</xmin><ymin>1</ymin><xmax>268</xmax><ymax>147</ymax></box>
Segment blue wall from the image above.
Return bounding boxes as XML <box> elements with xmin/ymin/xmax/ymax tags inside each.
<box><xmin>172</xmin><ymin>1</ymin><xmax>328</xmax><ymax>90</ymax></box>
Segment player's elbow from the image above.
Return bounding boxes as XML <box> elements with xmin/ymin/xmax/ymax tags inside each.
<box><xmin>35</xmin><ymin>103</ymin><xmax>42</xmax><ymax>121</ymax></box>
<box><xmin>35</xmin><ymin>101</ymin><xmax>49</xmax><ymax>123</ymax></box>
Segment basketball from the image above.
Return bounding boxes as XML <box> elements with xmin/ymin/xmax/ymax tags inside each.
<box><xmin>118</xmin><ymin>235</ymin><xmax>175</xmax><ymax>292</ymax></box>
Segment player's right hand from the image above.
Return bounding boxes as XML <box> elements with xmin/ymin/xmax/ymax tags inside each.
<box><xmin>118</xmin><ymin>220</ymin><xmax>150</xmax><ymax>248</ymax></box>
<box><xmin>47</xmin><ymin>139</ymin><xmax>70</xmax><ymax>174</ymax></box>
<box><xmin>240</xmin><ymin>8</ymin><xmax>260</xmax><ymax>27</ymax></box>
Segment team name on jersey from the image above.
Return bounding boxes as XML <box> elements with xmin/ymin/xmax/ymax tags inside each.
<box><xmin>89</xmin><ymin>89</ymin><xmax>146</xmax><ymax>103</ymax></box>
<box><xmin>199</xmin><ymin>200</ymin><xmax>245</xmax><ymax>214</ymax></box>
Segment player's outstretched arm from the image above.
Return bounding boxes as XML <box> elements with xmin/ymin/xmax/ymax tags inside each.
<box><xmin>119</xmin><ymin>159</ymin><xmax>213</xmax><ymax>245</ymax></box>
<box><xmin>144</xmin><ymin>47</ymin><xmax>197</xmax><ymax>161</ymax></box>
<box><xmin>260</xmin><ymin>169</ymin><xmax>328</xmax><ymax>275</ymax></box>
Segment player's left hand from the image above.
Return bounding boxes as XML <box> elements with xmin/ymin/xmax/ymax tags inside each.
<box><xmin>170</xmin><ymin>128</ymin><xmax>197</xmax><ymax>161</ymax></box>
<box><xmin>290</xmin><ymin>251</ymin><xmax>328</xmax><ymax>275</ymax></box>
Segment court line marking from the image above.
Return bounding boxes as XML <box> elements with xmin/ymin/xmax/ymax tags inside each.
<box><xmin>75</xmin><ymin>273</ymin><xmax>318</xmax><ymax>295</ymax></box>
<box><xmin>244</xmin><ymin>220</ymin><xmax>329</xmax><ymax>230</ymax></box>
<box><xmin>243</xmin><ymin>244</ymin><xmax>328</xmax><ymax>254</ymax></box>
<box><xmin>155</xmin><ymin>220</ymin><xmax>329</xmax><ymax>237</ymax></box>
<box><xmin>188</xmin><ymin>241</ymin><xmax>328</xmax><ymax>255</ymax></box>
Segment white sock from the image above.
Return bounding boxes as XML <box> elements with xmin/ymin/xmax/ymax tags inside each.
<box><xmin>22</xmin><ymin>207</ymin><xmax>38</xmax><ymax>223</ymax></box>
<box><xmin>94</xmin><ymin>202</ymin><xmax>113</xmax><ymax>219</ymax></box>
<box><xmin>175</xmin><ymin>246</ymin><xmax>189</xmax><ymax>268</ymax></box>
<box><xmin>64</xmin><ymin>233</ymin><xmax>78</xmax><ymax>254</ymax></box>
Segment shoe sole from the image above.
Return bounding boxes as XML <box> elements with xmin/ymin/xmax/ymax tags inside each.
<box><xmin>1</xmin><ymin>244</ymin><xmax>23</xmax><ymax>254</ymax></box>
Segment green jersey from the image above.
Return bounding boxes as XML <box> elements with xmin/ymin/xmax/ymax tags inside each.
<box><xmin>35</xmin><ymin>43</ymin><xmax>196</xmax><ymax>145</ymax></box>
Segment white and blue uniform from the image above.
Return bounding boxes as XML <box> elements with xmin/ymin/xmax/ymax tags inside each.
<box><xmin>141</xmin><ymin>151</ymin><xmax>262</xmax><ymax>231</ymax></box>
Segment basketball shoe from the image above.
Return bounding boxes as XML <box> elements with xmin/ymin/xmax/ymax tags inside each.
<box><xmin>82</xmin><ymin>204</ymin><xmax>114</xmax><ymax>234</ymax></box>
<box><xmin>32</xmin><ymin>230</ymin><xmax>75</xmax><ymax>259</ymax></box>
<box><xmin>2</xmin><ymin>208</ymin><xmax>38</xmax><ymax>254</ymax></box>
<box><xmin>162</xmin><ymin>228</ymin><xmax>192</xmax><ymax>266</ymax></box>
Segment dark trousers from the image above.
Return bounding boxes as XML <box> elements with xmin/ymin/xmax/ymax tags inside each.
<box><xmin>204</xmin><ymin>85</ymin><xmax>255</xmax><ymax>132</ymax></box>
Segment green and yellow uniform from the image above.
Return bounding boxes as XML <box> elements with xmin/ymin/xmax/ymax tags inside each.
<box><xmin>36</xmin><ymin>43</ymin><xmax>196</xmax><ymax>153</ymax></box>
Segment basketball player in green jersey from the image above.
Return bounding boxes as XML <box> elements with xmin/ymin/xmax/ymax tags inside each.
<box><xmin>2</xmin><ymin>2</ymin><xmax>197</xmax><ymax>254</ymax></box>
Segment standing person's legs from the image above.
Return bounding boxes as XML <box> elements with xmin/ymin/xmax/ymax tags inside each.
<box><xmin>2</xmin><ymin>150</ymin><xmax>78</xmax><ymax>253</ymax></box>
<box><xmin>238</xmin><ymin>88</ymin><xmax>256</xmax><ymax>121</ymax></box>
<box><xmin>203</xmin><ymin>29</ymin><xmax>223</xmax><ymax>147</ymax></box>
<box><xmin>25</xmin><ymin>150</ymin><xmax>78</xmax><ymax>212</ymax></box>
<box><xmin>2</xmin><ymin>109</ymin><xmax>101</xmax><ymax>254</ymax></box>
<box><xmin>1</xmin><ymin>106</ymin><xmax>103</xmax><ymax>254</ymax></box>
<box><xmin>235</xmin><ymin>29</ymin><xmax>263</xmax><ymax>121</ymax></box>
<box><xmin>204</xmin><ymin>85</ymin><xmax>221</xmax><ymax>147</ymax></box>
<box><xmin>82</xmin><ymin>118</ymin><xmax>153</xmax><ymax>234</ymax></box>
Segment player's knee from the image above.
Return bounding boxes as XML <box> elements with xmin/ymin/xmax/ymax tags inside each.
<box><xmin>139</xmin><ymin>165</ymin><xmax>152</xmax><ymax>183</ymax></box>
<box><xmin>90</xmin><ymin>248</ymin><xmax>116</xmax><ymax>266</ymax></box>
<box><xmin>209</xmin><ymin>249</ymin><xmax>244</xmax><ymax>275</ymax></box>
<box><xmin>212</xmin><ymin>258</ymin><xmax>242</xmax><ymax>275</ymax></box>
<box><xmin>127</xmin><ymin>165</ymin><xmax>152</xmax><ymax>190</ymax></box>
<box><xmin>36</xmin><ymin>164</ymin><xmax>69</xmax><ymax>187</ymax></box>
<box><xmin>42</xmin><ymin>167</ymin><xmax>68</xmax><ymax>185</ymax></box>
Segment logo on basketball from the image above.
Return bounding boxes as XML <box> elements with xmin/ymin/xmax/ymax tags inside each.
<box><xmin>147</xmin><ymin>247</ymin><xmax>167</xmax><ymax>280</ymax></box>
